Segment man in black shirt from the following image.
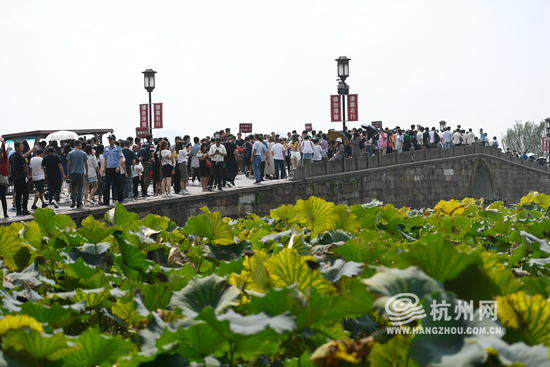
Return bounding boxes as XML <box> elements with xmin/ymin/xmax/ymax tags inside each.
<box><xmin>41</xmin><ymin>147</ymin><xmax>66</xmax><ymax>208</ymax></box>
<box><xmin>9</xmin><ymin>141</ymin><xmax>36</xmax><ymax>215</ymax></box>
<box><xmin>224</xmin><ymin>136</ymin><xmax>239</xmax><ymax>186</ymax></box>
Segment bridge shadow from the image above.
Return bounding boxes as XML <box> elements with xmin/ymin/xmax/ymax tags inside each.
<box><xmin>471</xmin><ymin>158</ymin><xmax>494</xmax><ymax>201</ymax></box>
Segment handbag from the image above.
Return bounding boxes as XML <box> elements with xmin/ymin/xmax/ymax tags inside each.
<box><xmin>206</xmin><ymin>159</ymin><xmax>211</xmax><ymax>168</ymax></box>
<box><xmin>0</xmin><ymin>175</ymin><xmax>8</xmax><ymax>186</ymax></box>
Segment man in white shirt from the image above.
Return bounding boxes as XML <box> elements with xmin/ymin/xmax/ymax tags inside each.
<box><xmin>443</xmin><ymin>127</ymin><xmax>452</xmax><ymax>148</ymax></box>
<box><xmin>429</xmin><ymin>128</ymin><xmax>435</xmax><ymax>149</ymax></box>
<box><xmin>271</xmin><ymin>138</ymin><xmax>287</xmax><ymax>179</ymax></box>
<box><xmin>452</xmin><ymin>130</ymin><xmax>463</xmax><ymax>146</ymax></box>
<box><xmin>30</xmin><ymin>149</ymin><xmax>47</xmax><ymax>209</ymax></box>
<box><xmin>251</xmin><ymin>135</ymin><xmax>264</xmax><ymax>184</ymax></box>
<box><xmin>209</xmin><ymin>138</ymin><xmax>227</xmax><ymax>191</ymax></box>
<box><xmin>467</xmin><ymin>128</ymin><xmax>476</xmax><ymax>145</ymax></box>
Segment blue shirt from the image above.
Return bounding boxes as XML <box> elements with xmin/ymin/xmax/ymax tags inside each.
<box><xmin>480</xmin><ymin>134</ymin><xmax>486</xmax><ymax>143</ymax></box>
<box><xmin>104</xmin><ymin>146</ymin><xmax>123</xmax><ymax>169</ymax></box>
<box><xmin>67</xmin><ymin>149</ymin><xmax>88</xmax><ymax>175</ymax></box>
<box><xmin>122</xmin><ymin>148</ymin><xmax>138</xmax><ymax>174</ymax></box>
<box><xmin>252</xmin><ymin>141</ymin><xmax>263</xmax><ymax>156</ymax></box>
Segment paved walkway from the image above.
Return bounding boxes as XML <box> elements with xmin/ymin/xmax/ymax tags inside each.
<box><xmin>1</xmin><ymin>172</ymin><xmax>292</xmax><ymax>222</ymax></box>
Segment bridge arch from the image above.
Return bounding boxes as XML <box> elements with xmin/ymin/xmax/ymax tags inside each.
<box><xmin>470</xmin><ymin>158</ymin><xmax>494</xmax><ymax>200</ymax></box>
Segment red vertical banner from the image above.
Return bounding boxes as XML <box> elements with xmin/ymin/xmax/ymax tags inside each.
<box><xmin>139</xmin><ymin>104</ymin><xmax>148</xmax><ymax>128</ymax></box>
<box><xmin>330</xmin><ymin>95</ymin><xmax>341</xmax><ymax>122</ymax></box>
<box><xmin>543</xmin><ymin>137</ymin><xmax>548</xmax><ymax>152</ymax></box>
<box><xmin>347</xmin><ymin>94</ymin><xmax>358</xmax><ymax>121</ymax></box>
<box><xmin>153</xmin><ymin>103</ymin><xmax>163</xmax><ymax>129</ymax></box>
<box><xmin>305</xmin><ymin>123</ymin><xmax>312</xmax><ymax>132</ymax></box>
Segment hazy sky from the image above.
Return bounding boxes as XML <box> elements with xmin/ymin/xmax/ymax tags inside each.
<box><xmin>1</xmin><ymin>0</ymin><xmax>549</xmax><ymax>143</ymax></box>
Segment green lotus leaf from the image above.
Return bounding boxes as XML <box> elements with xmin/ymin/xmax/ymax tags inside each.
<box><xmin>112</xmin><ymin>294</ymin><xmax>148</xmax><ymax>325</ymax></box>
<box><xmin>509</xmin><ymin>244</ymin><xmax>527</xmax><ymax>267</ymax></box>
<box><xmin>169</xmin><ymin>274</ymin><xmax>240</xmax><ymax>317</ymax></box>
<box><xmin>20</xmin><ymin>301</ymin><xmax>77</xmax><ymax>329</ymax></box>
<box><xmin>362</xmin><ymin>266</ymin><xmax>445</xmax><ymax>318</ymax></box>
<box><xmin>534</xmin><ymin>193</ymin><xmax>550</xmax><ymax>209</ymax></box>
<box><xmin>62</xmin><ymin>327</ymin><xmax>134</xmax><ymax>367</ymax></box>
<box><xmin>247</xmin><ymin>284</ymin><xmax>306</xmax><ymax>317</ymax></box>
<box><xmin>105</xmin><ymin>203</ymin><xmax>139</xmax><ymax>231</ymax></box>
<box><xmin>410</xmin><ymin>291</ymin><xmax>503</xmax><ymax>367</ymax></box>
<box><xmin>335</xmin><ymin>204</ymin><xmax>360</xmax><ymax>233</ymax></box>
<box><xmin>215</xmin><ymin>258</ymin><xmax>244</xmax><ymax>277</ymax></box>
<box><xmin>472</xmin><ymin>336</ymin><xmax>550</xmax><ymax>367</ymax></box>
<box><xmin>67</xmin><ymin>257</ymin><xmax>101</xmax><ymax>280</ymax></box>
<box><xmin>333</xmin><ymin>237</ymin><xmax>388</xmax><ymax>265</ymax></box>
<box><xmin>113</xmin><ymin>231</ymin><xmax>149</xmax><ymax>280</ymax></box>
<box><xmin>522</xmin><ymin>275</ymin><xmax>550</xmax><ymax>298</ymax></box>
<box><xmin>319</xmin><ymin>259</ymin><xmax>363</xmax><ymax>284</ymax></box>
<box><xmin>285</xmin><ymin>351</ymin><xmax>314</xmax><ymax>367</ymax></box>
<box><xmin>77</xmin><ymin>216</ymin><xmax>114</xmax><ymax>245</ymax></box>
<box><xmin>368</xmin><ymin>335</ymin><xmax>411</xmax><ymax>367</ymax></box>
<box><xmin>312</xmin><ymin>229</ymin><xmax>354</xmax><ymax>245</ymax></box>
<box><xmin>324</xmin><ymin>279</ymin><xmax>374</xmax><ymax>322</ymax></box>
<box><xmin>270</xmin><ymin>204</ymin><xmax>297</xmax><ymax>223</ymax></box>
<box><xmin>0</xmin><ymin>350</ymin><xmax>25</xmax><ymax>367</ymax></box>
<box><xmin>71</xmin><ymin>288</ymin><xmax>112</xmax><ymax>309</ymax></box>
<box><xmin>295</xmin><ymin>196</ymin><xmax>338</xmax><ymax>236</ymax></box>
<box><xmin>2</xmin><ymin>328</ymin><xmax>76</xmax><ymax>365</ymax></box>
<box><xmin>184</xmin><ymin>208</ymin><xmax>234</xmax><ymax>245</ymax></box>
<box><xmin>162</xmin><ymin>321</ymin><xmax>226</xmax><ymax>361</ymax></box>
<box><xmin>139</xmin><ymin>213</ymin><xmax>170</xmax><ymax>231</ymax></box>
<box><xmin>264</xmin><ymin>248</ymin><xmax>336</xmax><ymax>295</ymax></box>
<box><xmin>342</xmin><ymin>314</ymin><xmax>379</xmax><ymax>339</ymax></box>
<box><xmin>519</xmin><ymin>230</ymin><xmax>550</xmax><ymax>253</ymax></box>
<box><xmin>197</xmin><ymin>307</ymin><xmax>289</xmax><ymax>360</ymax></box>
<box><xmin>391</xmin><ymin>234</ymin><xmax>480</xmax><ymax>282</ymax></box>
<box><xmin>17</xmin><ymin>221</ymin><xmax>42</xmax><ymax>249</ymax></box>
<box><xmin>32</xmin><ymin>207</ymin><xmax>75</xmax><ymax>237</ymax></box>
<box><xmin>496</xmin><ymin>291</ymin><xmax>550</xmax><ymax>346</ymax></box>
<box><xmin>0</xmin><ymin>227</ymin><xmax>26</xmax><ymax>272</ymax></box>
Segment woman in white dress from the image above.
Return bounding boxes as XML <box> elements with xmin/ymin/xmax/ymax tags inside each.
<box><xmin>265</xmin><ymin>136</ymin><xmax>275</xmax><ymax>178</ymax></box>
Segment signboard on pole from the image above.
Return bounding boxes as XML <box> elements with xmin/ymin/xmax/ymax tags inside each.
<box><xmin>239</xmin><ymin>123</ymin><xmax>252</xmax><ymax>133</ymax></box>
<box><xmin>305</xmin><ymin>123</ymin><xmax>312</xmax><ymax>132</ymax></box>
<box><xmin>543</xmin><ymin>137</ymin><xmax>548</xmax><ymax>152</ymax></box>
<box><xmin>347</xmin><ymin>94</ymin><xmax>358</xmax><ymax>121</ymax></box>
<box><xmin>372</xmin><ymin>121</ymin><xmax>383</xmax><ymax>129</ymax></box>
<box><xmin>136</xmin><ymin>127</ymin><xmax>148</xmax><ymax>139</ymax></box>
<box><xmin>330</xmin><ymin>95</ymin><xmax>341</xmax><ymax>122</ymax></box>
<box><xmin>139</xmin><ymin>104</ymin><xmax>149</xmax><ymax>128</ymax></box>
<box><xmin>153</xmin><ymin>103</ymin><xmax>163</xmax><ymax>129</ymax></box>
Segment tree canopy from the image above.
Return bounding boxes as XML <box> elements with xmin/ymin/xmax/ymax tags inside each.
<box><xmin>501</xmin><ymin>120</ymin><xmax>545</xmax><ymax>156</ymax></box>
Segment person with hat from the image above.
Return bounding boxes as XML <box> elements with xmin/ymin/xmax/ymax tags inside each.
<box><xmin>329</xmin><ymin>138</ymin><xmax>345</xmax><ymax>161</ymax></box>
<box><xmin>102</xmin><ymin>134</ymin><xmax>126</xmax><ymax>205</ymax></box>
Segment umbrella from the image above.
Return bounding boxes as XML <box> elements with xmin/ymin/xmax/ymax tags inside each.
<box><xmin>45</xmin><ymin>130</ymin><xmax>80</xmax><ymax>141</ymax></box>
<box><xmin>526</xmin><ymin>153</ymin><xmax>535</xmax><ymax>158</ymax></box>
<box><xmin>361</xmin><ymin>124</ymin><xmax>378</xmax><ymax>138</ymax></box>
<box><xmin>327</xmin><ymin>129</ymin><xmax>349</xmax><ymax>146</ymax></box>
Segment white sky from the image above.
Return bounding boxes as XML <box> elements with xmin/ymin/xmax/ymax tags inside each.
<box><xmin>1</xmin><ymin>0</ymin><xmax>549</xmax><ymax>143</ymax></box>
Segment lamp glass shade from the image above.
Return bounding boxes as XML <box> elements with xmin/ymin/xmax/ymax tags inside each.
<box><xmin>338</xmin><ymin>64</ymin><xmax>344</xmax><ymax>77</ymax></box>
<box><xmin>343</xmin><ymin>64</ymin><xmax>349</xmax><ymax>76</ymax></box>
<box><xmin>149</xmin><ymin>75</ymin><xmax>155</xmax><ymax>88</ymax></box>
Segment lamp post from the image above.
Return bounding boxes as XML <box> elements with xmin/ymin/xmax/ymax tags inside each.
<box><xmin>142</xmin><ymin>69</ymin><xmax>157</xmax><ymax>135</ymax></box>
<box><xmin>439</xmin><ymin>120</ymin><xmax>447</xmax><ymax>132</ymax></box>
<box><xmin>545</xmin><ymin>117</ymin><xmax>550</xmax><ymax>163</ymax></box>
<box><xmin>336</xmin><ymin>56</ymin><xmax>351</xmax><ymax>132</ymax></box>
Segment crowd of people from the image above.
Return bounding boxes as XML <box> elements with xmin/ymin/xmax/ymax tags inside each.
<box><xmin>0</xmin><ymin>124</ymin><xmax>542</xmax><ymax>218</ymax></box>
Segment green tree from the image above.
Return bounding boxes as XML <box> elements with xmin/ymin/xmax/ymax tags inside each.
<box><xmin>501</xmin><ymin>120</ymin><xmax>545</xmax><ymax>156</ymax></box>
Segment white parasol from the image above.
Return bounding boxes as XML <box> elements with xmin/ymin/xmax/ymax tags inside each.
<box><xmin>45</xmin><ymin>130</ymin><xmax>80</xmax><ymax>141</ymax></box>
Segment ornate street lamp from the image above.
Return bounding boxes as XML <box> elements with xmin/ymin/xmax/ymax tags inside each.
<box><xmin>336</xmin><ymin>56</ymin><xmax>351</xmax><ymax>132</ymax></box>
<box><xmin>439</xmin><ymin>120</ymin><xmax>447</xmax><ymax>132</ymax></box>
<box><xmin>336</xmin><ymin>56</ymin><xmax>350</xmax><ymax>82</ymax></box>
<box><xmin>142</xmin><ymin>69</ymin><xmax>157</xmax><ymax>135</ymax></box>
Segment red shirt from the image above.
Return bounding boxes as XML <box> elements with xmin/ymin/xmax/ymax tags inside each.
<box><xmin>0</xmin><ymin>144</ymin><xmax>8</xmax><ymax>176</ymax></box>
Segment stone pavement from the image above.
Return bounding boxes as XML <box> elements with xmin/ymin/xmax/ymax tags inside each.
<box><xmin>1</xmin><ymin>171</ymin><xmax>292</xmax><ymax>223</ymax></box>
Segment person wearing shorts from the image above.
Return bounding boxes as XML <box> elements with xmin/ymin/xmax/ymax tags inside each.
<box><xmin>30</xmin><ymin>150</ymin><xmax>47</xmax><ymax>210</ymax></box>
<box><xmin>176</xmin><ymin>141</ymin><xmax>190</xmax><ymax>194</ymax></box>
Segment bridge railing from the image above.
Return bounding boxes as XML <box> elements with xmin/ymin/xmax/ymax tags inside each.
<box><xmin>291</xmin><ymin>144</ymin><xmax>550</xmax><ymax>180</ymax></box>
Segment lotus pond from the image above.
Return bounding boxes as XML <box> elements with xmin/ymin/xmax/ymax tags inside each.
<box><xmin>0</xmin><ymin>192</ymin><xmax>550</xmax><ymax>366</ymax></box>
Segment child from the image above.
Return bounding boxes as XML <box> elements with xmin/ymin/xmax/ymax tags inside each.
<box><xmin>312</xmin><ymin>139</ymin><xmax>322</xmax><ymax>162</ymax></box>
<box><xmin>132</xmin><ymin>161</ymin><xmax>144</xmax><ymax>198</ymax></box>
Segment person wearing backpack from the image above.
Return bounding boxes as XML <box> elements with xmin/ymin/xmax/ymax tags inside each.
<box><xmin>137</xmin><ymin>134</ymin><xmax>154</xmax><ymax>197</ymax></box>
